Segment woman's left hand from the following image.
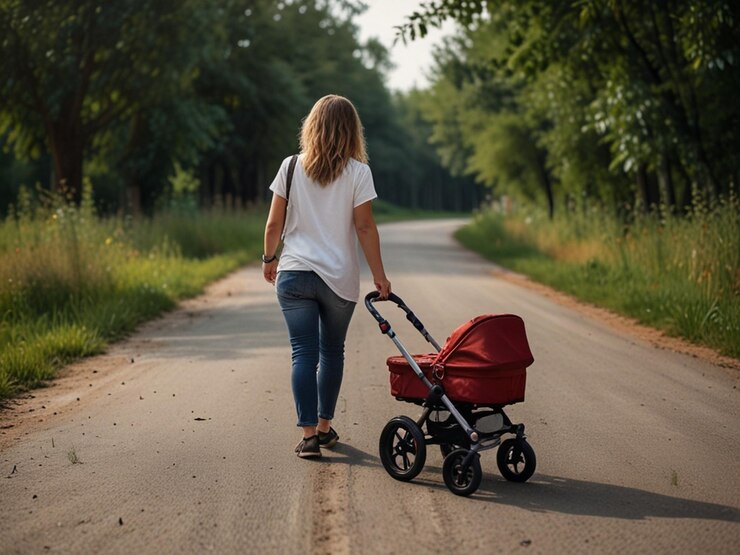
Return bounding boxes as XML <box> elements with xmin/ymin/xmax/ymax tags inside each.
<box><xmin>263</xmin><ymin>261</ymin><xmax>278</xmax><ymax>284</ymax></box>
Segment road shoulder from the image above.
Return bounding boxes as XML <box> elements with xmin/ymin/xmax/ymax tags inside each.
<box><xmin>491</xmin><ymin>267</ymin><xmax>740</xmax><ymax>374</ymax></box>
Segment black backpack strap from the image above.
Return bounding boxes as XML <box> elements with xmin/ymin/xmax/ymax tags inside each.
<box><xmin>282</xmin><ymin>155</ymin><xmax>298</xmax><ymax>240</ymax></box>
<box><xmin>286</xmin><ymin>155</ymin><xmax>298</xmax><ymax>201</ymax></box>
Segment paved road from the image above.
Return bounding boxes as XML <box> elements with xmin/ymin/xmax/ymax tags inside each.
<box><xmin>1</xmin><ymin>219</ymin><xmax>739</xmax><ymax>554</ymax></box>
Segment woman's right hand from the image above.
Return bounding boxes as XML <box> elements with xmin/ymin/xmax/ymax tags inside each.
<box><xmin>374</xmin><ymin>276</ymin><xmax>391</xmax><ymax>300</ymax></box>
<box><xmin>263</xmin><ymin>260</ymin><xmax>278</xmax><ymax>285</ymax></box>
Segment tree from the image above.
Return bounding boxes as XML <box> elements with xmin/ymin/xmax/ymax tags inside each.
<box><xmin>194</xmin><ymin>0</ymin><xmax>423</xmax><ymax>207</ymax></box>
<box><xmin>395</xmin><ymin>89</ymin><xmax>479</xmax><ymax>211</ymax></box>
<box><xmin>0</xmin><ymin>0</ymin><xmax>478</xmax><ymax>213</ymax></box>
<box><xmin>401</xmin><ymin>0</ymin><xmax>740</xmax><ymax>212</ymax></box>
<box><xmin>0</xmin><ymin>0</ymin><xmax>226</xmax><ymax>207</ymax></box>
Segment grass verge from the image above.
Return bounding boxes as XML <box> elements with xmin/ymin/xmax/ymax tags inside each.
<box><xmin>456</xmin><ymin>199</ymin><xmax>739</xmax><ymax>358</ymax></box>
<box><xmin>0</xmin><ymin>187</ymin><xmax>263</xmax><ymax>400</ymax></box>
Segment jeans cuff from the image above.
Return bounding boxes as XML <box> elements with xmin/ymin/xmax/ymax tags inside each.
<box><xmin>297</xmin><ymin>421</ymin><xmax>318</xmax><ymax>427</ymax></box>
<box><xmin>318</xmin><ymin>413</ymin><xmax>334</xmax><ymax>421</ymax></box>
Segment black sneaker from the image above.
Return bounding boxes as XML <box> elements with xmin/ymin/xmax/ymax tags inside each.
<box><xmin>318</xmin><ymin>427</ymin><xmax>339</xmax><ymax>449</ymax></box>
<box><xmin>295</xmin><ymin>435</ymin><xmax>321</xmax><ymax>458</ymax></box>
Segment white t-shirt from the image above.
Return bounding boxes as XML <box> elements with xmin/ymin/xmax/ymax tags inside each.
<box><xmin>269</xmin><ymin>155</ymin><xmax>377</xmax><ymax>301</ymax></box>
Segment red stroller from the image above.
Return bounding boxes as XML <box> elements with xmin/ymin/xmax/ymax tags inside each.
<box><xmin>365</xmin><ymin>292</ymin><xmax>537</xmax><ymax>496</ymax></box>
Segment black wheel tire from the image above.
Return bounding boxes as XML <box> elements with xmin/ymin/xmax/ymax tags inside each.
<box><xmin>440</xmin><ymin>443</ymin><xmax>457</xmax><ymax>458</ymax></box>
<box><xmin>496</xmin><ymin>438</ymin><xmax>536</xmax><ymax>483</ymax></box>
<box><xmin>379</xmin><ymin>416</ymin><xmax>427</xmax><ymax>482</ymax></box>
<box><xmin>442</xmin><ymin>448</ymin><xmax>482</xmax><ymax>496</ymax></box>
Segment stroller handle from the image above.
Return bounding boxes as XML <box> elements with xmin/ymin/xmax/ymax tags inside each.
<box><xmin>364</xmin><ymin>291</ymin><xmax>406</xmax><ymax>320</ymax></box>
<box><xmin>364</xmin><ymin>291</ymin><xmax>442</xmax><ymax>351</ymax></box>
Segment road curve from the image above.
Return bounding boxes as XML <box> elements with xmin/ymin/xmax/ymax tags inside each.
<box><xmin>1</xmin><ymin>219</ymin><xmax>739</xmax><ymax>554</ymax></box>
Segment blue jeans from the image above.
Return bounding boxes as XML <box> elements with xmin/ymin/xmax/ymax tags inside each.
<box><xmin>276</xmin><ymin>271</ymin><xmax>356</xmax><ymax>427</ymax></box>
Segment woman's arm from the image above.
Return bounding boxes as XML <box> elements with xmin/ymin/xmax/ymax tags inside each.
<box><xmin>262</xmin><ymin>193</ymin><xmax>287</xmax><ymax>284</ymax></box>
<box><xmin>353</xmin><ymin>201</ymin><xmax>391</xmax><ymax>299</ymax></box>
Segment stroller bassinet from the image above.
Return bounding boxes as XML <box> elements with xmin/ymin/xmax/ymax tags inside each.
<box><xmin>387</xmin><ymin>314</ymin><xmax>533</xmax><ymax>405</ymax></box>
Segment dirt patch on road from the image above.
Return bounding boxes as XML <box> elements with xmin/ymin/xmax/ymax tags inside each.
<box><xmin>311</xmin><ymin>464</ymin><xmax>351</xmax><ymax>554</ymax></box>
<box><xmin>492</xmin><ymin>269</ymin><xmax>740</xmax><ymax>374</ymax></box>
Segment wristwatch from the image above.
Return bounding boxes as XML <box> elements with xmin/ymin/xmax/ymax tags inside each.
<box><xmin>261</xmin><ymin>254</ymin><xmax>277</xmax><ymax>263</ymax></box>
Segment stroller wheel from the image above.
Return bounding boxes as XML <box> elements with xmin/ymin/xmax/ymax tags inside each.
<box><xmin>379</xmin><ymin>416</ymin><xmax>427</xmax><ymax>482</ymax></box>
<box><xmin>442</xmin><ymin>448</ymin><xmax>482</xmax><ymax>496</ymax></box>
<box><xmin>496</xmin><ymin>438</ymin><xmax>536</xmax><ymax>482</ymax></box>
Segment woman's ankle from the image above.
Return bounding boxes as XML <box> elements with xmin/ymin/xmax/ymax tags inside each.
<box><xmin>317</xmin><ymin>418</ymin><xmax>332</xmax><ymax>434</ymax></box>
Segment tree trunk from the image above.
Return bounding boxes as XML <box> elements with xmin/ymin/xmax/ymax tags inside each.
<box><xmin>238</xmin><ymin>158</ymin><xmax>248</xmax><ymax>207</ymax></box>
<box><xmin>49</xmin><ymin>124</ymin><xmax>84</xmax><ymax>203</ymax></box>
<box><xmin>254</xmin><ymin>160</ymin><xmax>263</xmax><ymax>204</ymax></box>
<box><xmin>535</xmin><ymin>150</ymin><xmax>555</xmax><ymax>219</ymax></box>
<box><xmin>673</xmin><ymin>158</ymin><xmax>694</xmax><ymax>213</ymax></box>
<box><xmin>122</xmin><ymin>114</ymin><xmax>146</xmax><ymax>214</ymax></box>
<box><xmin>647</xmin><ymin>172</ymin><xmax>660</xmax><ymax>210</ymax></box>
<box><xmin>199</xmin><ymin>165</ymin><xmax>210</xmax><ymax>207</ymax></box>
<box><xmin>636</xmin><ymin>164</ymin><xmax>649</xmax><ymax>211</ymax></box>
<box><xmin>126</xmin><ymin>181</ymin><xmax>142</xmax><ymax>214</ymax></box>
<box><xmin>636</xmin><ymin>165</ymin><xmax>661</xmax><ymax>211</ymax></box>
<box><xmin>221</xmin><ymin>158</ymin><xmax>235</xmax><ymax>208</ymax></box>
<box><xmin>214</xmin><ymin>163</ymin><xmax>224</xmax><ymax>206</ymax></box>
<box><xmin>204</xmin><ymin>163</ymin><xmax>215</xmax><ymax>206</ymax></box>
<box><xmin>657</xmin><ymin>156</ymin><xmax>676</xmax><ymax>209</ymax></box>
<box><xmin>680</xmin><ymin>180</ymin><xmax>694</xmax><ymax>211</ymax></box>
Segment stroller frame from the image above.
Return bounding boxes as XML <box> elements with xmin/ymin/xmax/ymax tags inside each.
<box><xmin>365</xmin><ymin>291</ymin><xmax>535</xmax><ymax>496</ymax></box>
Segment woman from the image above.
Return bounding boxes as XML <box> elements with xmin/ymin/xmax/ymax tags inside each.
<box><xmin>262</xmin><ymin>95</ymin><xmax>391</xmax><ymax>459</ymax></box>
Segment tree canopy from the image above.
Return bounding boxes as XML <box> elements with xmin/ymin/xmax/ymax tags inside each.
<box><xmin>401</xmin><ymin>0</ymin><xmax>740</xmax><ymax>215</ymax></box>
<box><xmin>0</xmin><ymin>0</ymin><xmax>478</xmax><ymax>213</ymax></box>
<box><xmin>1</xmin><ymin>0</ymin><xmax>226</xmax><ymax>206</ymax></box>
<box><xmin>4</xmin><ymin>0</ymin><xmax>736</xmax><ymax>217</ymax></box>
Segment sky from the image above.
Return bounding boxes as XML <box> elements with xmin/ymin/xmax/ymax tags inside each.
<box><xmin>353</xmin><ymin>0</ymin><xmax>457</xmax><ymax>92</ymax></box>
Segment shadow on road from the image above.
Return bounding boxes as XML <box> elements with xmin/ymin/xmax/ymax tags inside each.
<box><xmin>411</xmin><ymin>472</ymin><xmax>739</xmax><ymax>522</ymax></box>
<box><xmin>313</xmin><ymin>442</ymin><xmax>379</xmax><ymax>468</ymax></box>
<box><xmin>135</xmin><ymin>300</ymin><xmax>288</xmax><ymax>361</ymax></box>
<box><xmin>278</xmin><ymin>432</ymin><xmax>739</xmax><ymax>525</ymax></box>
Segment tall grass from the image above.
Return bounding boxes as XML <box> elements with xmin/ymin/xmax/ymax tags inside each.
<box><xmin>0</xmin><ymin>185</ymin><xmax>265</xmax><ymax>399</ymax></box>
<box><xmin>456</xmin><ymin>195</ymin><xmax>740</xmax><ymax>358</ymax></box>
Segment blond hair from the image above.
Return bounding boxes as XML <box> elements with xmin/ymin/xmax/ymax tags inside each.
<box><xmin>299</xmin><ymin>95</ymin><xmax>368</xmax><ymax>186</ymax></box>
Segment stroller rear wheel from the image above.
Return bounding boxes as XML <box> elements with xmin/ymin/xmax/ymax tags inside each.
<box><xmin>442</xmin><ymin>448</ymin><xmax>482</xmax><ymax>496</ymax></box>
<box><xmin>496</xmin><ymin>438</ymin><xmax>536</xmax><ymax>482</ymax></box>
<box><xmin>379</xmin><ymin>416</ymin><xmax>427</xmax><ymax>482</ymax></box>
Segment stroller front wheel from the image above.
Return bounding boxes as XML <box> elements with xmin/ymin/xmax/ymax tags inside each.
<box><xmin>496</xmin><ymin>438</ymin><xmax>536</xmax><ymax>482</ymax></box>
<box><xmin>440</xmin><ymin>443</ymin><xmax>465</xmax><ymax>458</ymax></box>
<box><xmin>379</xmin><ymin>416</ymin><xmax>427</xmax><ymax>482</ymax></box>
<box><xmin>442</xmin><ymin>448</ymin><xmax>482</xmax><ymax>496</ymax></box>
